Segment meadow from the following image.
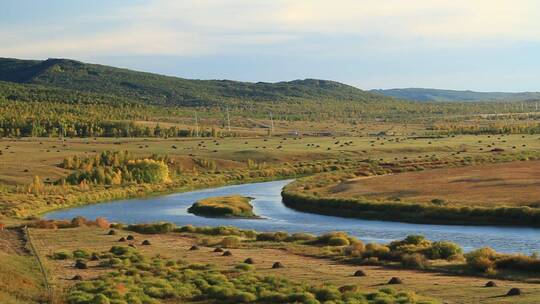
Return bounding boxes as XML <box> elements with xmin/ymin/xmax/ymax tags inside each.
<box><xmin>25</xmin><ymin>223</ymin><xmax>540</xmax><ymax>304</ymax></box>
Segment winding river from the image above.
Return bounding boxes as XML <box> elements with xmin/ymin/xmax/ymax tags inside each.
<box><xmin>44</xmin><ymin>180</ymin><xmax>540</xmax><ymax>254</ymax></box>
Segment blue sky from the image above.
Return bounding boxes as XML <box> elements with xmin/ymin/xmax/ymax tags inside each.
<box><xmin>2</xmin><ymin>0</ymin><xmax>540</xmax><ymax>91</ymax></box>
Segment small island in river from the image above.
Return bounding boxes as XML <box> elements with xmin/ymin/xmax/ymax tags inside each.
<box><xmin>187</xmin><ymin>195</ymin><xmax>259</xmax><ymax>218</ymax></box>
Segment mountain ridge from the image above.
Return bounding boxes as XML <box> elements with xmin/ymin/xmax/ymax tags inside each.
<box><xmin>371</xmin><ymin>88</ymin><xmax>540</xmax><ymax>102</ymax></box>
<box><xmin>0</xmin><ymin>57</ymin><xmax>390</xmax><ymax>107</ymax></box>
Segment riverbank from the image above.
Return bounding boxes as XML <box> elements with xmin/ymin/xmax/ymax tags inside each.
<box><xmin>2</xmin><ymin>157</ymin><xmax>357</xmax><ymax>219</ymax></box>
<box><xmin>281</xmin><ymin>174</ymin><xmax>540</xmax><ymax>228</ymax></box>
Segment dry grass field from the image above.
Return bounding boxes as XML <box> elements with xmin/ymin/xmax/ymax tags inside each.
<box><xmin>30</xmin><ymin>227</ymin><xmax>540</xmax><ymax>304</ymax></box>
<box><xmin>327</xmin><ymin>160</ymin><xmax>540</xmax><ymax>207</ymax></box>
<box><xmin>0</xmin><ymin>133</ymin><xmax>538</xmax><ymax>186</ymax></box>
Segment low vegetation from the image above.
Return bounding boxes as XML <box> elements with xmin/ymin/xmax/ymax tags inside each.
<box><xmin>65</xmin><ymin>245</ymin><xmax>434</xmax><ymax>304</ymax></box>
<box><xmin>188</xmin><ymin>195</ymin><xmax>257</xmax><ymax>218</ymax></box>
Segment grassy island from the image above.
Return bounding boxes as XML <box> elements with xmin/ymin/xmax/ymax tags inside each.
<box><xmin>188</xmin><ymin>195</ymin><xmax>258</xmax><ymax>218</ymax></box>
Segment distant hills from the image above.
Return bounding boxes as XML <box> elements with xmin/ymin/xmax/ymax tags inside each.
<box><xmin>0</xmin><ymin>57</ymin><xmax>390</xmax><ymax>107</ymax></box>
<box><xmin>370</xmin><ymin>88</ymin><xmax>540</xmax><ymax>102</ymax></box>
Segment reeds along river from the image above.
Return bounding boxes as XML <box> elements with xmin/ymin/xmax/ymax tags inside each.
<box><xmin>44</xmin><ymin>180</ymin><xmax>540</xmax><ymax>254</ymax></box>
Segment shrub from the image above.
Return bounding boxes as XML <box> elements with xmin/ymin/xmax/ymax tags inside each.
<box><xmin>343</xmin><ymin>241</ymin><xmax>366</xmax><ymax>257</ymax></box>
<box><xmin>91</xmin><ymin>294</ymin><xmax>110</xmax><ymax>304</ymax></box>
<box><xmin>424</xmin><ymin>241</ymin><xmax>463</xmax><ymax>260</ymax></box>
<box><xmin>466</xmin><ymin>247</ymin><xmax>498</xmax><ymax>272</ymax></box>
<box><xmin>235</xmin><ymin>263</ymin><xmax>254</xmax><ymax>272</ymax></box>
<box><xmin>256</xmin><ymin>231</ymin><xmax>289</xmax><ymax>242</ymax></box>
<box><xmin>220</xmin><ymin>236</ymin><xmax>240</xmax><ymax>248</ymax></box>
<box><xmin>401</xmin><ymin>253</ymin><xmax>428</xmax><ymax>269</ymax></box>
<box><xmin>52</xmin><ymin>251</ymin><xmax>71</xmax><ymax>260</ymax></box>
<box><xmin>328</xmin><ymin>236</ymin><xmax>350</xmax><ymax>246</ymax></box>
<box><xmin>73</xmin><ymin>249</ymin><xmax>91</xmax><ymax>259</ymax></box>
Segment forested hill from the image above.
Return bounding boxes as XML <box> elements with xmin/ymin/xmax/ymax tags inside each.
<box><xmin>371</xmin><ymin>88</ymin><xmax>540</xmax><ymax>102</ymax></box>
<box><xmin>0</xmin><ymin>57</ymin><xmax>392</xmax><ymax>106</ymax></box>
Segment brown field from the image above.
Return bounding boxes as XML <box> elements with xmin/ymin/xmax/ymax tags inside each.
<box><xmin>329</xmin><ymin>160</ymin><xmax>540</xmax><ymax>207</ymax></box>
<box><xmin>29</xmin><ymin>227</ymin><xmax>540</xmax><ymax>304</ymax></box>
<box><xmin>0</xmin><ymin>133</ymin><xmax>538</xmax><ymax>186</ymax></box>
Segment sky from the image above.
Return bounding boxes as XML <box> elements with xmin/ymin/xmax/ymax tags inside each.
<box><xmin>2</xmin><ymin>0</ymin><xmax>540</xmax><ymax>91</ymax></box>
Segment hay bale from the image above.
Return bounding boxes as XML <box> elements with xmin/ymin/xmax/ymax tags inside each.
<box><xmin>72</xmin><ymin>274</ymin><xmax>83</xmax><ymax>281</ymax></box>
<box><xmin>272</xmin><ymin>262</ymin><xmax>284</xmax><ymax>269</ymax></box>
<box><xmin>244</xmin><ymin>258</ymin><xmax>254</xmax><ymax>264</ymax></box>
<box><xmin>485</xmin><ymin>281</ymin><xmax>497</xmax><ymax>287</ymax></box>
<box><xmin>107</xmin><ymin>229</ymin><xmax>117</xmax><ymax>235</ymax></box>
<box><xmin>74</xmin><ymin>259</ymin><xmax>88</xmax><ymax>269</ymax></box>
<box><xmin>142</xmin><ymin>240</ymin><xmax>151</xmax><ymax>246</ymax></box>
<box><xmin>213</xmin><ymin>247</ymin><xmax>224</xmax><ymax>253</ymax></box>
<box><xmin>387</xmin><ymin>277</ymin><xmax>402</xmax><ymax>284</ymax></box>
<box><xmin>189</xmin><ymin>245</ymin><xmax>199</xmax><ymax>251</ymax></box>
<box><xmin>118</xmin><ymin>237</ymin><xmax>126</xmax><ymax>242</ymax></box>
<box><xmin>222</xmin><ymin>250</ymin><xmax>232</xmax><ymax>256</ymax></box>
<box><xmin>126</xmin><ymin>235</ymin><xmax>135</xmax><ymax>240</ymax></box>
<box><xmin>90</xmin><ymin>253</ymin><xmax>100</xmax><ymax>261</ymax></box>
<box><xmin>506</xmin><ymin>288</ymin><xmax>521</xmax><ymax>296</ymax></box>
<box><xmin>353</xmin><ymin>270</ymin><xmax>366</xmax><ymax>277</ymax></box>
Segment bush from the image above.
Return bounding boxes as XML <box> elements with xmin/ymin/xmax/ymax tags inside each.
<box><xmin>127</xmin><ymin>222</ymin><xmax>176</xmax><ymax>234</ymax></box>
<box><xmin>256</xmin><ymin>231</ymin><xmax>289</xmax><ymax>242</ymax></box>
<box><xmin>73</xmin><ymin>249</ymin><xmax>91</xmax><ymax>259</ymax></box>
<box><xmin>401</xmin><ymin>253</ymin><xmax>428</xmax><ymax>269</ymax></box>
<box><xmin>220</xmin><ymin>236</ymin><xmax>240</xmax><ymax>248</ymax></box>
<box><xmin>424</xmin><ymin>241</ymin><xmax>463</xmax><ymax>260</ymax></box>
<box><xmin>466</xmin><ymin>247</ymin><xmax>498</xmax><ymax>272</ymax></box>
<box><xmin>234</xmin><ymin>263</ymin><xmax>254</xmax><ymax>272</ymax></box>
<box><xmin>328</xmin><ymin>236</ymin><xmax>350</xmax><ymax>246</ymax></box>
<box><xmin>52</xmin><ymin>251</ymin><xmax>71</xmax><ymax>260</ymax></box>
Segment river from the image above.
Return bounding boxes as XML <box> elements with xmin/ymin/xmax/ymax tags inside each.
<box><xmin>44</xmin><ymin>180</ymin><xmax>540</xmax><ymax>254</ymax></box>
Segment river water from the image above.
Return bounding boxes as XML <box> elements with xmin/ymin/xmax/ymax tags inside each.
<box><xmin>44</xmin><ymin>180</ymin><xmax>540</xmax><ymax>254</ymax></box>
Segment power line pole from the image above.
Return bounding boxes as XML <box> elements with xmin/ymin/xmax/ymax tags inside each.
<box><xmin>195</xmin><ymin>113</ymin><xmax>199</xmax><ymax>137</ymax></box>
<box><xmin>226</xmin><ymin>106</ymin><xmax>231</xmax><ymax>133</ymax></box>
<box><xmin>269</xmin><ymin>112</ymin><xmax>275</xmax><ymax>136</ymax></box>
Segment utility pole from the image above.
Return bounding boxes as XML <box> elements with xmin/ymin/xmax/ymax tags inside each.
<box><xmin>226</xmin><ymin>106</ymin><xmax>231</xmax><ymax>133</ymax></box>
<box><xmin>194</xmin><ymin>112</ymin><xmax>199</xmax><ymax>137</ymax></box>
<box><xmin>269</xmin><ymin>112</ymin><xmax>274</xmax><ymax>136</ymax></box>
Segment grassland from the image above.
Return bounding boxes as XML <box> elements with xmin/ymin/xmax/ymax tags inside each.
<box><xmin>0</xmin><ymin>133</ymin><xmax>538</xmax><ymax>186</ymax></box>
<box><xmin>27</xmin><ymin>225</ymin><xmax>540</xmax><ymax>304</ymax></box>
<box><xmin>188</xmin><ymin>195</ymin><xmax>257</xmax><ymax>218</ymax></box>
<box><xmin>0</xmin><ymin>229</ymin><xmax>48</xmax><ymax>304</ymax></box>
<box><xmin>323</xmin><ymin>161</ymin><xmax>540</xmax><ymax>207</ymax></box>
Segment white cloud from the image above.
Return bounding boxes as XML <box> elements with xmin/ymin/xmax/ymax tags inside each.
<box><xmin>1</xmin><ymin>0</ymin><xmax>540</xmax><ymax>58</ymax></box>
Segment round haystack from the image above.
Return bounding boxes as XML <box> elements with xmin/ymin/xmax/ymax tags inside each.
<box><xmin>485</xmin><ymin>281</ymin><xmax>497</xmax><ymax>287</ymax></box>
<box><xmin>506</xmin><ymin>288</ymin><xmax>521</xmax><ymax>296</ymax></box>
<box><xmin>74</xmin><ymin>259</ymin><xmax>88</xmax><ymax>269</ymax></box>
<box><xmin>244</xmin><ymin>258</ymin><xmax>254</xmax><ymax>264</ymax></box>
<box><xmin>354</xmin><ymin>270</ymin><xmax>366</xmax><ymax>277</ymax></box>
<box><xmin>72</xmin><ymin>274</ymin><xmax>83</xmax><ymax>281</ymax></box>
<box><xmin>222</xmin><ymin>250</ymin><xmax>232</xmax><ymax>256</ymax></box>
<box><xmin>126</xmin><ymin>235</ymin><xmax>135</xmax><ymax>240</ymax></box>
<box><xmin>213</xmin><ymin>247</ymin><xmax>224</xmax><ymax>253</ymax></box>
<box><xmin>107</xmin><ymin>229</ymin><xmax>117</xmax><ymax>235</ymax></box>
<box><xmin>388</xmin><ymin>277</ymin><xmax>402</xmax><ymax>284</ymax></box>
<box><xmin>118</xmin><ymin>237</ymin><xmax>126</xmax><ymax>242</ymax></box>
<box><xmin>189</xmin><ymin>245</ymin><xmax>199</xmax><ymax>251</ymax></box>
<box><xmin>142</xmin><ymin>240</ymin><xmax>151</xmax><ymax>246</ymax></box>
<box><xmin>272</xmin><ymin>262</ymin><xmax>284</xmax><ymax>269</ymax></box>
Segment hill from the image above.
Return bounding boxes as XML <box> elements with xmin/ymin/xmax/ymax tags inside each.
<box><xmin>371</xmin><ymin>88</ymin><xmax>540</xmax><ymax>102</ymax></box>
<box><xmin>0</xmin><ymin>57</ymin><xmax>389</xmax><ymax>107</ymax></box>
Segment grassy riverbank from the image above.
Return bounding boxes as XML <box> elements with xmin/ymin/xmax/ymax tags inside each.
<box><xmin>282</xmin><ymin>174</ymin><xmax>540</xmax><ymax>227</ymax></box>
